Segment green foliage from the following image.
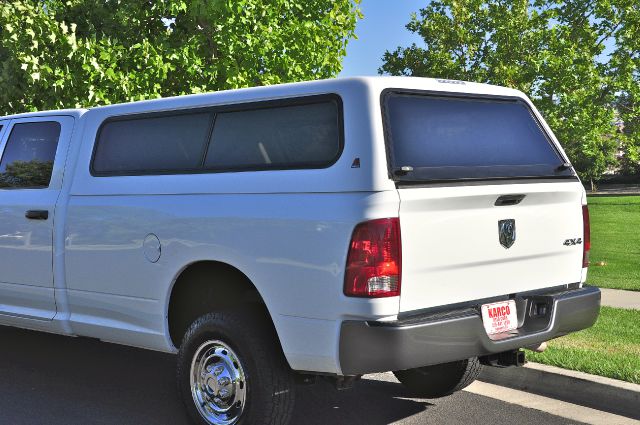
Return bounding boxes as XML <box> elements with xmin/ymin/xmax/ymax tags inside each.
<box><xmin>380</xmin><ymin>0</ymin><xmax>640</xmax><ymax>183</ymax></box>
<box><xmin>0</xmin><ymin>0</ymin><xmax>361</xmax><ymax>112</ymax></box>
<box><xmin>616</xmin><ymin>94</ymin><xmax>640</xmax><ymax>175</ymax></box>
<box><xmin>0</xmin><ymin>160</ymin><xmax>53</xmax><ymax>188</ymax></box>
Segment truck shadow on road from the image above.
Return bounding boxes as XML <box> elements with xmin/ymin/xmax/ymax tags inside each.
<box><xmin>0</xmin><ymin>326</ymin><xmax>430</xmax><ymax>425</ymax></box>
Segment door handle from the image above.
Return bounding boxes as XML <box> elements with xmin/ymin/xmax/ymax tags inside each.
<box><xmin>25</xmin><ymin>210</ymin><xmax>49</xmax><ymax>220</ymax></box>
<box><xmin>495</xmin><ymin>194</ymin><xmax>526</xmax><ymax>206</ymax></box>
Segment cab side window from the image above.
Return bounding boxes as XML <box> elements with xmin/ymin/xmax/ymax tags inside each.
<box><xmin>0</xmin><ymin>122</ymin><xmax>61</xmax><ymax>189</ymax></box>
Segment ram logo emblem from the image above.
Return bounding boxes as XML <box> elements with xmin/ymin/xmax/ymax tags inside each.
<box><xmin>498</xmin><ymin>219</ymin><xmax>516</xmax><ymax>249</ymax></box>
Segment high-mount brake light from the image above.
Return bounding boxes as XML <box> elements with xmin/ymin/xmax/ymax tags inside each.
<box><xmin>344</xmin><ymin>218</ymin><xmax>401</xmax><ymax>298</ymax></box>
<box><xmin>582</xmin><ymin>205</ymin><xmax>590</xmax><ymax>268</ymax></box>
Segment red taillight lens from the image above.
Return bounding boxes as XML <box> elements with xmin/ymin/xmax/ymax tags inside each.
<box><xmin>582</xmin><ymin>205</ymin><xmax>590</xmax><ymax>268</ymax></box>
<box><xmin>344</xmin><ymin>218</ymin><xmax>402</xmax><ymax>298</ymax></box>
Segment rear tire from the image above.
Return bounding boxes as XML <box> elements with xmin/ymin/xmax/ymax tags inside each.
<box><xmin>393</xmin><ymin>357</ymin><xmax>482</xmax><ymax>398</ymax></box>
<box><xmin>177</xmin><ymin>311</ymin><xmax>295</xmax><ymax>425</ymax></box>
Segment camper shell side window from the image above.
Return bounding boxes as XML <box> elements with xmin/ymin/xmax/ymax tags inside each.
<box><xmin>91</xmin><ymin>95</ymin><xmax>344</xmax><ymax>176</ymax></box>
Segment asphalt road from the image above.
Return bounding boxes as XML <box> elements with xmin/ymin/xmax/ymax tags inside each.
<box><xmin>0</xmin><ymin>326</ymin><xmax>582</xmax><ymax>425</ymax></box>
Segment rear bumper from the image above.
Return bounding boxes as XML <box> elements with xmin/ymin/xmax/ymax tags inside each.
<box><xmin>338</xmin><ymin>286</ymin><xmax>600</xmax><ymax>375</ymax></box>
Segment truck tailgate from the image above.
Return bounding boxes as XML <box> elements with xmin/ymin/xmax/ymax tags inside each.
<box><xmin>398</xmin><ymin>181</ymin><xmax>585</xmax><ymax>313</ymax></box>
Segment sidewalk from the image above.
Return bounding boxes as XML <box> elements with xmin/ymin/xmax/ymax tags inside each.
<box><xmin>585</xmin><ymin>183</ymin><xmax>640</xmax><ymax>196</ymax></box>
<box><xmin>599</xmin><ymin>287</ymin><xmax>640</xmax><ymax>310</ymax></box>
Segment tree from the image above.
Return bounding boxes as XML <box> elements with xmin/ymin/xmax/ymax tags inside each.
<box><xmin>0</xmin><ymin>0</ymin><xmax>360</xmax><ymax>113</ymax></box>
<box><xmin>609</xmin><ymin>2</ymin><xmax>640</xmax><ymax>176</ymax></box>
<box><xmin>380</xmin><ymin>0</ymin><xmax>639</xmax><ymax>188</ymax></box>
<box><xmin>616</xmin><ymin>94</ymin><xmax>640</xmax><ymax>175</ymax></box>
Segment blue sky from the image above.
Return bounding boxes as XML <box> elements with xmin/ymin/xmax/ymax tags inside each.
<box><xmin>339</xmin><ymin>1</ymin><xmax>426</xmax><ymax>77</ymax></box>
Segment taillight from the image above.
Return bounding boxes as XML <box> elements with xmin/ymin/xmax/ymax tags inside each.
<box><xmin>582</xmin><ymin>205</ymin><xmax>590</xmax><ymax>268</ymax></box>
<box><xmin>344</xmin><ymin>218</ymin><xmax>401</xmax><ymax>298</ymax></box>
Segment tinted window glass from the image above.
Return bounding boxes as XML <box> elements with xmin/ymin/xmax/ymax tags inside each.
<box><xmin>0</xmin><ymin>122</ymin><xmax>61</xmax><ymax>188</ymax></box>
<box><xmin>204</xmin><ymin>102</ymin><xmax>340</xmax><ymax>170</ymax></box>
<box><xmin>93</xmin><ymin>113</ymin><xmax>212</xmax><ymax>174</ymax></box>
<box><xmin>385</xmin><ymin>94</ymin><xmax>569</xmax><ymax>181</ymax></box>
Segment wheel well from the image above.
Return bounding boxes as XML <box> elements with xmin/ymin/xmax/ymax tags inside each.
<box><xmin>168</xmin><ymin>261</ymin><xmax>271</xmax><ymax>348</ymax></box>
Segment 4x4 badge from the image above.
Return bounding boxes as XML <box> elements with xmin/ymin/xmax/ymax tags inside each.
<box><xmin>499</xmin><ymin>219</ymin><xmax>516</xmax><ymax>249</ymax></box>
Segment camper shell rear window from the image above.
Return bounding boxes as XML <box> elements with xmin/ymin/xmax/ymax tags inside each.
<box><xmin>381</xmin><ymin>90</ymin><xmax>573</xmax><ymax>182</ymax></box>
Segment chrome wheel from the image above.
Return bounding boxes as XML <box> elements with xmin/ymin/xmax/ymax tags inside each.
<box><xmin>190</xmin><ymin>340</ymin><xmax>247</xmax><ymax>425</ymax></box>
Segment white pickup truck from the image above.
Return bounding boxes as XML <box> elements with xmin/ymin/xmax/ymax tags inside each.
<box><xmin>0</xmin><ymin>77</ymin><xmax>600</xmax><ymax>425</ymax></box>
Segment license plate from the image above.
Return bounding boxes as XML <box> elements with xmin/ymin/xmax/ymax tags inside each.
<box><xmin>481</xmin><ymin>300</ymin><xmax>518</xmax><ymax>335</ymax></box>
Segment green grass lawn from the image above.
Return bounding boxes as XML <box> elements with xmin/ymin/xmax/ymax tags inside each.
<box><xmin>527</xmin><ymin>306</ymin><xmax>640</xmax><ymax>383</ymax></box>
<box><xmin>586</xmin><ymin>195</ymin><xmax>640</xmax><ymax>291</ymax></box>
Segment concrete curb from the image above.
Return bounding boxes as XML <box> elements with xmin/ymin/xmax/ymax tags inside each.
<box><xmin>478</xmin><ymin>362</ymin><xmax>640</xmax><ymax>420</ymax></box>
